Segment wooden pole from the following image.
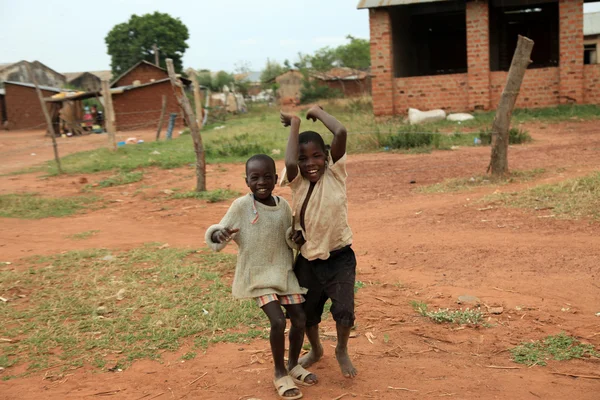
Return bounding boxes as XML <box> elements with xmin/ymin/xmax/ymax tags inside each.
<box><xmin>25</xmin><ymin>62</ymin><xmax>63</xmax><ymax>174</ymax></box>
<box><xmin>153</xmin><ymin>43</ymin><xmax>160</xmax><ymax>67</ymax></box>
<box><xmin>101</xmin><ymin>80</ymin><xmax>117</xmax><ymax>151</ymax></box>
<box><xmin>166</xmin><ymin>59</ymin><xmax>206</xmax><ymax>192</ymax></box>
<box><xmin>488</xmin><ymin>35</ymin><xmax>534</xmax><ymax>177</ymax></box>
<box><xmin>187</xmin><ymin>68</ymin><xmax>204</xmax><ymax>127</ymax></box>
<box><xmin>156</xmin><ymin>95</ymin><xmax>167</xmax><ymax>141</ymax></box>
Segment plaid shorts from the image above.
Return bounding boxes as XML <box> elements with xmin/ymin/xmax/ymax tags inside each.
<box><xmin>255</xmin><ymin>293</ymin><xmax>305</xmax><ymax>308</ymax></box>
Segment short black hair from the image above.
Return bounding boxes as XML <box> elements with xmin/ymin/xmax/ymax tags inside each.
<box><xmin>245</xmin><ymin>154</ymin><xmax>276</xmax><ymax>175</ymax></box>
<box><xmin>298</xmin><ymin>131</ymin><xmax>326</xmax><ymax>153</ymax></box>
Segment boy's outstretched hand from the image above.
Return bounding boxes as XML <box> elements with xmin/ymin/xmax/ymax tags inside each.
<box><xmin>212</xmin><ymin>228</ymin><xmax>239</xmax><ymax>244</ymax></box>
<box><xmin>306</xmin><ymin>105</ymin><xmax>324</xmax><ymax>122</ymax></box>
<box><xmin>280</xmin><ymin>111</ymin><xmax>299</xmax><ymax>127</ymax></box>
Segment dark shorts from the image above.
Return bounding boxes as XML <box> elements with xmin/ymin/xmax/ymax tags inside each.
<box><xmin>294</xmin><ymin>245</ymin><xmax>356</xmax><ymax>328</ymax></box>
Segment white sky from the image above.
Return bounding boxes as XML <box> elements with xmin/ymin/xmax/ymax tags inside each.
<box><xmin>1</xmin><ymin>1</ymin><xmax>599</xmax><ymax>74</ymax></box>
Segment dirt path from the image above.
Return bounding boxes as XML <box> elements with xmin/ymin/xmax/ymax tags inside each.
<box><xmin>1</xmin><ymin>122</ymin><xmax>600</xmax><ymax>399</ymax></box>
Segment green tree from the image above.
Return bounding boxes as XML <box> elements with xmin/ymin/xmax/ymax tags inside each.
<box><xmin>336</xmin><ymin>35</ymin><xmax>370</xmax><ymax>70</ymax></box>
<box><xmin>212</xmin><ymin>71</ymin><xmax>235</xmax><ymax>92</ymax></box>
<box><xmin>105</xmin><ymin>12</ymin><xmax>189</xmax><ymax>76</ymax></box>
<box><xmin>260</xmin><ymin>59</ymin><xmax>285</xmax><ymax>87</ymax></box>
<box><xmin>310</xmin><ymin>47</ymin><xmax>337</xmax><ymax>72</ymax></box>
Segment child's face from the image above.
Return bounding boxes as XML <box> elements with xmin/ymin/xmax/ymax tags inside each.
<box><xmin>245</xmin><ymin>160</ymin><xmax>277</xmax><ymax>203</ymax></box>
<box><xmin>299</xmin><ymin>142</ymin><xmax>326</xmax><ymax>183</ymax></box>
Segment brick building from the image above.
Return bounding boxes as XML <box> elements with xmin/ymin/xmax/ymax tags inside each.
<box><xmin>64</xmin><ymin>71</ymin><xmax>112</xmax><ymax>92</ymax></box>
<box><xmin>0</xmin><ymin>61</ymin><xmax>65</xmax><ymax>88</ymax></box>
<box><xmin>360</xmin><ymin>0</ymin><xmax>600</xmax><ymax>116</ymax></box>
<box><xmin>3</xmin><ymin>81</ymin><xmax>63</xmax><ymax>130</ymax></box>
<box><xmin>111</xmin><ymin>60</ymin><xmax>170</xmax><ymax>88</ymax></box>
<box><xmin>112</xmin><ymin>79</ymin><xmax>185</xmax><ymax>131</ymax></box>
<box><xmin>313</xmin><ymin>67</ymin><xmax>372</xmax><ymax>97</ymax></box>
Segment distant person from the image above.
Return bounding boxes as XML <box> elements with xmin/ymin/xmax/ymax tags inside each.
<box><xmin>205</xmin><ymin>154</ymin><xmax>317</xmax><ymax>399</ymax></box>
<box><xmin>281</xmin><ymin>105</ymin><xmax>357</xmax><ymax>379</ymax></box>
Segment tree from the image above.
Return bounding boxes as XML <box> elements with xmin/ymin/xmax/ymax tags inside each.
<box><xmin>336</xmin><ymin>35</ymin><xmax>370</xmax><ymax>70</ymax></box>
<box><xmin>105</xmin><ymin>12</ymin><xmax>189</xmax><ymax>76</ymax></box>
<box><xmin>213</xmin><ymin>71</ymin><xmax>235</xmax><ymax>92</ymax></box>
<box><xmin>310</xmin><ymin>47</ymin><xmax>336</xmax><ymax>72</ymax></box>
<box><xmin>260</xmin><ymin>59</ymin><xmax>285</xmax><ymax>88</ymax></box>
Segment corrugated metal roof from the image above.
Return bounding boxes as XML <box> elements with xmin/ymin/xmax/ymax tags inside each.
<box><xmin>312</xmin><ymin>67</ymin><xmax>371</xmax><ymax>81</ymax></box>
<box><xmin>357</xmin><ymin>0</ymin><xmax>450</xmax><ymax>9</ymax></box>
<box><xmin>3</xmin><ymin>81</ymin><xmax>67</xmax><ymax>93</ymax></box>
<box><xmin>584</xmin><ymin>12</ymin><xmax>600</xmax><ymax>36</ymax></box>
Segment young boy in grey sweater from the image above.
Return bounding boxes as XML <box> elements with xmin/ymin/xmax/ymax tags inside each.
<box><xmin>205</xmin><ymin>154</ymin><xmax>316</xmax><ymax>399</ymax></box>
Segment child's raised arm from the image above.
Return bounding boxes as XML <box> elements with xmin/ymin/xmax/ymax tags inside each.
<box><xmin>306</xmin><ymin>106</ymin><xmax>347</xmax><ymax>163</ymax></box>
<box><xmin>281</xmin><ymin>111</ymin><xmax>301</xmax><ymax>182</ymax></box>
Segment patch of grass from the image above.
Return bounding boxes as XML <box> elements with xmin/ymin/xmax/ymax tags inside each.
<box><xmin>419</xmin><ymin>168</ymin><xmax>546</xmax><ymax>193</ymax></box>
<box><xmin>25</xmin><ymin>102</ymin><xmax>600</xmax><ymax>177</ymax></box>
<box><xmin>66</xmin><ymin>230</ymin><xmax>100</xmax><ymax>240</ymax></box>
<box><xmin>354</xmin><ymin>280</ymin><xmax>366</xmax><ymax>293</ymax></box>
<box><xmin>0</xmin><ymin>193</ymin><xmax>100</xmax><ymax>219</ymax></box>
<box><xmin>411</xmin><ymin>301</ymin><xmax>483</xmax><ymax>325</ymax></box>
<box><xmin>486</xmin><ymin>171</ymin><xmax>600</xmax><ymax>219</ymax></box>
<box><xmin>0</xmin><ymin>245</ymin><xmax>267</xmax><ymax>376</ymax></box>
<box><xmin>97</xmin><ymin>171</ymin><xmax>144</xmax><ymax>188</ymax></box>
<box><xmin>181</xmin><ymin>352</ymin><xmax>196</xmax><ymax>361</ymax></box>
<box><xmin>479</xmin><ymin>127</ymin><xmax>532</xmax><ymax>145</ymax></box>
<box><xmin>171</xmin><ymin>189</ymin><xmax>239</xmax><ymax>203</ymax></box>
<box><xmin>511</xmin><ymin>333</ymin><xmax>599</xmax><ymax>367</ymax></box>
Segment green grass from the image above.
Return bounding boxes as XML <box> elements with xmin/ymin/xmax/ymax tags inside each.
<box><xmin>418</xmin><ymin>168</ymin><xmax>546</xmax><ymax>193</ymax></box>
<box><xmin>511</xmin><ymin>333</ymin><xmax>599</xmax><ymax>367</ymax></box>
<box><xmin>485</xmin><ymin>171</ymin><xmax>600</xmax><ymax>219</ymax></box>
<box><xmin>411</xmin><ymin>301</ymin><xmax>484</xmax><ymax>325</ymax></box>
<box><xmin>171</xmin><ymin>188</ymin><xmax>239</xmax><ymax>203</ymax></box>
<box><xmin>479</xmin><ymin>127</ymin><xmax>532</xmax><ymax>145</ymax></box>
<box><xmin>97</xmin><ymin>171</ymin><xmax>144</xmax><ymax>188</ymax></box>
<box><xmin>66</xmin><ymin>230</ymin><xmax>100</xmax><ymax>240</ymax></box>
<box><xmin>0</xmin><ymin>193</ymin><xmax>100</xmax><ymax>219</ymax></box>
<box><xmin>0</xmin><ymin>245</ymin><xmax>268</xmax><ymax>377</ymax></box>
<box><xmin>22</xmin><ymin>102</ymin><xmax>600</xmax><ymax>177</ymax></box>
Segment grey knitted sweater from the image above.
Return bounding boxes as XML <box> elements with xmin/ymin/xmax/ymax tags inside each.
<box><xmin>205</xmin><ymin>193</ymin><xmax>306</xmax><ymax>299</ymax></box>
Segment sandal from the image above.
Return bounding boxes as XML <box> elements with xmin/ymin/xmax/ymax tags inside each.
<box><xmin>288</xmin><ymin>364</ymin><xmax>317</xmax><ymax>387</ymax></box>
<box><xmin>273</xmin><ymin>375</ymin><xmax>303</xmax><ymax>400</ymax></box>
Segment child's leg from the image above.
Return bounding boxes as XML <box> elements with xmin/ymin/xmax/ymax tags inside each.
<box><xmin>284</xmin><ymin>304</ymin><xmax>317</xmax><ymax>384</ymax></box>
<box><xmin>293</xmin><ymin>255</ymin><xmax>327</xmax><ymax>369</ymax></box>
<box><xmin>325</xmin><ymin>247</ymin><xmax>358</xmax><ymax>378</ymax></box>
<box><xmin>261</xmin><ymin>301</ymin><xmax>301</xmax><ymax>398</ymax></box>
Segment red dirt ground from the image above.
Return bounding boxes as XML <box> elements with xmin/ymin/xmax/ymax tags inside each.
<box><xmin>1</xmin><ymin>122</ymin><xmax>600</xmax><ymax>399</ymax></box>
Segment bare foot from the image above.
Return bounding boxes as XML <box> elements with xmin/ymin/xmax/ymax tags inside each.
<box><xmin>298</xmin><ymin>344</ymin><xmax>323</xmax><ymax>368</ymax></box>
<box><xmin>335</xmin><ymin>347</ymin><xmax>357</xmax><ymax>378</ymax></box>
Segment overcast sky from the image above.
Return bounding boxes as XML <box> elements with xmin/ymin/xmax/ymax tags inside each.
<box><xmin>1</xmin><ymin>0</ymin><xmax>599</xmax><ymax>74</ymax></box>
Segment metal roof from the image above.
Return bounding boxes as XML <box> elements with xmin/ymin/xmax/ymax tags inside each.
<box><xmin>585</xmin><ymin>12</ymin><xmax>600</xmax><ymax>36</ymax></box>
<box><xmin>3</xmin><ymin>81</ymin><xmax>67</xmax><ymax>93</ymax></box>
<box><xmin>357</xmin><ymin>0</ymin><xmax>450</xmax><ymax>9</ymax></box>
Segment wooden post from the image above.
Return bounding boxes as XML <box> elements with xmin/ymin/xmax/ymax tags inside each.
<box><xmin>101</xmin><ymin>80</ymin><xmax>117</xmax><ymax>151</ymax></box>
<box><xmin>153</xmin><ymin>43</ymin><xmax>160</xmax><ymax>67</ymax></box>
<box><xmin>166</xmin><ymin>59</ymin><xmax>206</xmax><ymax>192</ymax></box>
<box><xmin>187</xmin><ymin>68</ymin><xmax>204</xmax><ymax>127</ymax></box>
<box><xmin>25</xmin><ymin>62</ymin><xmax>63</xmax><ymax>174</ymax></box>
<box><xmin>156</xmin><ymin>95</ymin><xmax>167</xmax><ymax>140</ymax></box>
<box><xmin>488</xmin><ymin>35</ymin><xmax>534</xmax><ymax>177</ymax></box>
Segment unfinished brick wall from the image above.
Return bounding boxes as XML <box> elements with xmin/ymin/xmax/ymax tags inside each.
<box><xmin>559</xmin><ymin>0</ymin><xmax>584</xmax><ymax>104</ymax></box>
<box><xmin>583</xmin><ymin>64</ymin><xmax>600</xmax><ymax>104</ymax></box>
<box><xmin>369</xmin><ymin>8</ymin><xmax>395</xmax><ymax>115</ymax></box>
<box><xmin>466</xmin><ymin>0</ymin><xmax>491</xmax><ymax>110</ymax></box>
<box><xmin>112</xmin><ymin>63</ymin><xmax>168</xmax><ymax>88</ymax></box>
<box><xmin>368</xmin><ymin>0</ymin><xmax>600</xmax><ymax>116</ymax></box>
<box><xmin>394</xmin><ymin>74</ymin><xmax>469</xmax><ymax>113</ymax></box>
<box><xmin>4</xmin><ymin>83</ymin><xmax>55</xmax><ymax>130</ymax></box>
<box><xmin>112</xmin><ymin>81</ymin><xmax>184</xmax><ymax>132</ymax></box>
<box><xmin>490</xmin><ymin>68</ymin><xmax>560</xmax><ymax>109</ymax></box>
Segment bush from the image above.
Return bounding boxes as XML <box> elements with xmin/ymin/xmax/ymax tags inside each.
<box><xmin>205</xmin><ymin>133</ymin><xmax>271</xmax><ymax>158</ymax></box>
<box><xmin>379</xmin><ymin>126</ymin><xmax>441</xmax><ymax>150</ymax></box>
<box><xmin>300</xmin><ymin>80</ymin><xmax>342</xmax><ymax>104</ymax></box>
<box><xmin>479</xmin><ymin>128</ymin><xmax>532</xmax><ymax>145</ymax></box>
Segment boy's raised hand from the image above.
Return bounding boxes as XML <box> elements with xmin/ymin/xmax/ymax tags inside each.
<box><xmin>306</xmin><ymin>105</ymin><xmax>324</xmax><ymax>122</ymax></box>
<box><xmin>213</xmin><ymin>228</ymin><xmax>239</xmax><ymax>244</ymax></box>
<box><xmin>280</xmin><ymin>111</ymin><xmax>299</xmax><ymax>127</ymax></box>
